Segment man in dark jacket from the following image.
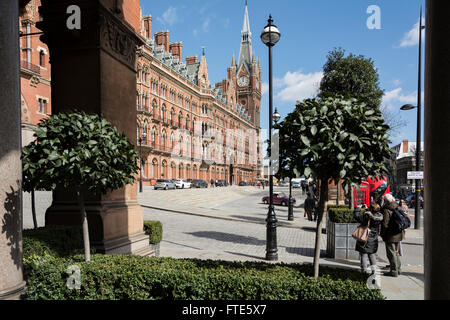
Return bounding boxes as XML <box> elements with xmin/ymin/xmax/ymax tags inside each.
<box><xmin>380</xmin><ymin>193</ymin><xmax>404</xmax><ymax>277</ymax></box>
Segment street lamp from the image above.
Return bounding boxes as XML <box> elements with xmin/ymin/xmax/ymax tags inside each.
<box><xmin>399</xmin><ymin>7</ymin><xmax>425</xmax><ymax>230</ymax></box>
<box><xmin>139</xmin><ymin>132</ymin><xmax>147</xmax><ymax>193</ymax></box>
<box><xmin>261</xmin><ymin>15</ymin><xmax>281</xmax><ymax>261</ymax></box>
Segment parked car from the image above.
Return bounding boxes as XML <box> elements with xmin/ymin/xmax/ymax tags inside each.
<box><xmin>173</xmin><ymin>179</ymin><xmax>191</xmax><ymax>189</ymax></box>
<box><xmin>278</xmin><ymin>181</ymin><xmax>289</xmax><ymax>187</ymax></box>
<box><xmin>191</xmin><ymin>179</ymin><xmax>208</xmax><ymax>188</ymax></box>
<box><xmin>261</xmin><ymin>192</ymin><xmax>296</xmax><ymax>206</ymax></box>
<box><xmin>292</xmin><ymin>181</ymin><xmax>301</xmax><ymax>188</ymax></box>
<box><xmin>154</xmin><ymin>179</ymin><xmax>176</xmax><ymax>190</ymax></box>
<box><xmin>216</xmin><ymin>180</ymin><xmax>229</xmax><ymax>187</ymax></box>
<box><xmin>405</xmin><ymin>194</ymin><xmax>424</xmax><ymax>208</ymax></box>
<box><xmin>238</xmin><ymin>181</ymin><xmax>248</xmax><ymax>186</ymax></box>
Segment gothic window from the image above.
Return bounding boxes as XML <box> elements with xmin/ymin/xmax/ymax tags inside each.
<box><xmin>39</xmin><ymin>50</ymin><xmax>45</xmax><ymax>67</ymax></box>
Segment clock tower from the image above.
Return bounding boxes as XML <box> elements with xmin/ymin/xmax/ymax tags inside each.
<box><xmin>235</xmin><ymin>1</ymin><xmax>261</xmax><ymax>128</ymax></box>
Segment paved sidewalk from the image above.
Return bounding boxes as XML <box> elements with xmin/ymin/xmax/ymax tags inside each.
<box><xmin>21</xmin><ymin>187</ymin><xmax>424</xmax><ymax>300</ymax></box>
<box><xmin>139</xmin><ymin>186</ymin><xmax>424</xmax><ymax>300</ymax></box>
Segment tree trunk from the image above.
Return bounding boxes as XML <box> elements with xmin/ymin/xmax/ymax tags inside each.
<box><xmin>349</xmin><ymin>182</ymin><xmax>355</xmax><ymax>209</ymax></box>
<box><xmin>76</xmin><ymin>189</ymin><xmax>91</xmax><ymax>262</ymax></box>
<box><xmin>31</xmin><ymin>189</ymin><xmax>38</xmax><ymax>229</ymax></box>
<box><xmin>336</xmin><ymin>180</ymin><xmax>340</xmax><ymax>205</ymax></box>
<box><xmin>313</xmin><ymin>178</ymin><xmax>329</xmax><ymax>278</ymax></box>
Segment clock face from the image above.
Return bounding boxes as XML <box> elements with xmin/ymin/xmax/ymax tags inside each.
<box><xmin>237</xmin><ymin>76</ymin><xmax>249</xmax><ymax>87</ymax></box>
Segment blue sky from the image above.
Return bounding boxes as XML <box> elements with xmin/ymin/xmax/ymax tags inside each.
<box><xmin>140</xmin><ymin>0</ymin><xmax>425</xmax><ymax>147</ymax></box>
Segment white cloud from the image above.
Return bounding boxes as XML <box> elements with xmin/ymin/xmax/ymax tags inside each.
<box><xmin>274</xmin><ymin>70</ymin><xmax>323</xmax><ymax>102</ymax></box>
<box><xmin>382</xmin><ymin>87</ymin><xmax>423</xmax><ymax>110</ymax></box>
<box><xmin>156</xmin><ymin>6</ymin><xmax>178</xmax><ymax>26</ymax></box>
<box><xmin>393</xmin><ymin>79</ymin><xmax>402</xmax><ymax>86</ymax></box>
<box><xmin>399</xmin><ymin>17</ymin><xmax>425</xmax><ymax>48</ymax></box>
<box><xmin>261</xmin><ymin>83</ymin><xmax>269</xmax><ymax>95</ymax></box>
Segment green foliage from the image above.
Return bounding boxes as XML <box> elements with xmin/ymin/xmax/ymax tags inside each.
<box><xmin>24</xmin><ymin>255</ymin><xmax>384</xmax><ymax>300</ymax></box>
<box><xmin>23</xmin><ymin>226</ymin><xmax>85</xmax><ymax>260</ymax></box>
<box><xmin>319</xmin><ymin>48</ymin><xmax>384</xmax><ymax>110</ymax></box>
<box><xmin>21</xmin><ymin>110</ymin><xmax>139</xmax><ymax>194</ymax></box>
<box><xmin>143</xmin><ymin>221</ymin><xmax>163</xmax><ymax>244</ymax></box>
<box><xmin>277</xmin><ymin>96</ymin><xmax>392</xmax><ymax>185</ymax></box>
<box><xmin>328</xmin><ymin>208</ymin><xmax>365</xmax><ymax>223</ymax></box>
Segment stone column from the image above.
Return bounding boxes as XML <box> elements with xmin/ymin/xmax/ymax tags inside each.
<box><xmin>36</xmin><ymin>0</ymin><xmax>151</xmax><ymax>256</ymax></box>
<box><xmin>0</xmin><ymin>0</ymin><xmax>27</xmax><ymax>300</ymax></box>
<box><xmin>424</xmin><ymin>0</ymin><xmax>450</xmax><ymax>299</ymax></box>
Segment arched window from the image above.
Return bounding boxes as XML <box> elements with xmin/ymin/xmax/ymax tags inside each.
<box><xmin>161</xmin><ymin>130</ymin><xmax>167</xmax><ymax>151</ymax></box>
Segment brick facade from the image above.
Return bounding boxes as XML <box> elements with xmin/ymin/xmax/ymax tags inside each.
<box><xmin>19</xmin><ymin>0</ymin><xmax>51</xmax><ymax>146</ymax></box>
<box><xmin>135</xmin><ymin>3</ymin><xmax>262</xmax><ymax>185</ymax></box>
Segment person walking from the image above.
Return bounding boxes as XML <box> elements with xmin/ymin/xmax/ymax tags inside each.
<box><xmin>304</xmin><ymin>192</ymin><xmax>315</xmax><ymax>221</ymax></box>
<box><xmin>380</xmin><ymin>193</ymin><xmax>404</xmax><ymax>277</ymax></box>
<box><xmin>354</xmin><ymin>203</ymin><xmax>383</xmax><ymax>274</ymax></box>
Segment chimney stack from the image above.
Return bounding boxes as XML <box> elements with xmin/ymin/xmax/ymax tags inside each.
<box><xmin>142</xmin><ymin>15</ymin><xmax>152</xmax><ymax>39</ymax></box>
<box><xmin>402</xmin><ymin>140</ymin><xmax>409</xmax><ymax>154</ymax></box>
<box><xmin>169</xmin><ymin>42</ymin><xmax>183</xmax><ymax>61</ymax></box>
<box><xmin>186</xmin><ymin>56</ymin><xmax>198</xmax><ymax>65</ymax></box>
<box><xmin>155</xmin><ymin>31</ymin><xmax>169</xmax><ymax>52</ymax></box>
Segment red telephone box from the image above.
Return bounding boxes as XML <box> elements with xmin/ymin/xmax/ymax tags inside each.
<box><xmin>353</xmin><ymin>176</ymin><xmax>390</xmax><ymax>207</ymax></box>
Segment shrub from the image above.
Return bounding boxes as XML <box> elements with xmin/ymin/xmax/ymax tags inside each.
<box><xmin>143</xmin><ymin>221</ymin><xmax>163</xmax><ymax>244</ymax></box>
<box><xmin>24</xmin><ymin>254</ymin><xmax>384</xmax><ymax>300</ymax></box>
<box><xmin>23</xmin><ymin>226</ymin><xmax>86</xmax><ymax>260</ymax></box>
<box><xmin>328</xmin><ymin>208</ymin><xmax>365</xmax><ymax>223</ymax></box>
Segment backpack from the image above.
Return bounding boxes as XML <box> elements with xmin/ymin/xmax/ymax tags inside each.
<box><xmin>391</xmin><ymin>208</ymin><xmax>411</xmax><ymax>233</ymax></box>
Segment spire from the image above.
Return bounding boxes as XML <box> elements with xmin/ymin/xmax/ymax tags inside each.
<box><xmin>231</xmin><ymin>52</ymin><xmax>236</xmax><ymax>66</ymax></box>
<box><xmin>238</xmin><ymin>1</ymin><xmax>253</xmax><ymax>72</ymax></box>
<box><xmin>241</xmin><ymin>1</ymin><xmax>251</xmax><ymax>42</ymax></box>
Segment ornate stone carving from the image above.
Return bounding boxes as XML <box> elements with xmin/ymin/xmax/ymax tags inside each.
<box><xmin>29</xmin><ymin>75</ymin><xmax>40</xmax><ymax>87</ymax></box>
<box><xmin>99</xmin><ymin>13</ymin><xmax>138</xmax><ymax>69</ymax></box>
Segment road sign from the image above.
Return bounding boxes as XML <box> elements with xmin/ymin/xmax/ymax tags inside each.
<box><xmin>407</xmin><ymin>171</ymin><xmax>424</xmax><ymax>179</ymax></box>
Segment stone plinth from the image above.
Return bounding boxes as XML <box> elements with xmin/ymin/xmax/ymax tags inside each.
<box><xmin>0</xmin><ymin>0</ymin><xmax>26</xmax><ymax>300</ymax></box>
<box><xmin>36</xmin><ymin>0</ymin><xmax>150</xmax><ymax>256</ymax></box>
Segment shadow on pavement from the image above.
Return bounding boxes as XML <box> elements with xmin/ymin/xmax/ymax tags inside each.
<box><xmin>224</xmin><ymin>251</ymin><xmax>266</xmax><ymax>261</ymax></box>
<box><xmin>186</xmin><ymin>231</ymin><xmax>266</xmax><ymax>246</ymax></box>
<box><xmin>285</xmin><ymin>246</ymin><xmax>326</xmax><ymax>258</ymax></box>
<box><xmin>230</xmin><ymin>215</ymin><xmax>299</xmax><ymax>227</ymax></box>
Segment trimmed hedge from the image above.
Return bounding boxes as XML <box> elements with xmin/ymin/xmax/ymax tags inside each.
<box><xmin>328</xmin><ymin>208</ymin><xmax>365</xmax><ymax>223</ymax></box>
<box><xmin>327</xmin><ymin>205</ymin><xmax>349</xmax><ymax>211</ymax></box>
<box><xmin>24</xmin><ymin>254</ymin><xmax>384</xmax><ymax>300</ymax></box>
<box><xmin>143</xmin><ymin>221</ymin><xmax>163</xmax><ymax>244</ymax></box>
<box><xmin>23</xmin><ymin>226</ymin><xmax>90</xmax><ymax>262</ymax></box>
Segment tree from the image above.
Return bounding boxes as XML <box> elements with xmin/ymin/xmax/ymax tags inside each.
<box><xmin>319</xmin><ymin>48</ymin><xmax>384</xmax><ymax>110</ymax></box>
<box><xmin>22</xmin><ymin>172</ymin><xmax>38</xmax><ymax>229</ymax></box>
<box><xmin>21</xmin><ymin>111</ymin><xmax>139</xmax><ymax>261</ymax></box>
<box><xmin>276</xmin><ymin>96</ymin><xmax>392</xmax><ymax>278</ymax></box>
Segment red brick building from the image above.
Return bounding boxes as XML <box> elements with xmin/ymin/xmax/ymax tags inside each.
<box><xmin>19</xmin><ymin>0</ymin><xmax>51</xmax><ymax>146</ymax></box>
<box><xmin>18</xmin><ymin>1</ymin><xmax>262</xmax><ymax>185</ymax></box>
<box><xmin>136</xmin><ymin>3</ymin><xmax>263</xmax><ymax>185</ymax></box>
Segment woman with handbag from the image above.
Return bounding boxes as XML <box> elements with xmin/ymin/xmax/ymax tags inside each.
<box><xmin>353</xmin><ymin>203</ymin><xmax>383</xmax><ymax>274</ymax></box>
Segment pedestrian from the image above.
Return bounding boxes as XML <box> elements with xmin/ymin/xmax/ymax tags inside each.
<box><xmin>304</xmin><ymin>192</ymin><xmax>315</xmax><ymax>221</ymax></box>
<box><xmin>313</xmin><ymin>195</ymin><xmax>319</xmax><ymax>221</ymax></box>
<box><xmin>398</xmin><ymin>199</ymin><xmax>408</xmax><ymax>257</ymax></box>
<box><xmin>301</xmin><ymin>182</ymin><xmax>306</xmax><ymax>195</ymax></box>
<box><xmin>380</xmin><ymin>193</ymin><xmax>404</xmax><ymax>277</ymax></box>
<box><xmin>354</xmin><ymin>203</ymin><xmax>383</xmax><ymax>274</ymax></box>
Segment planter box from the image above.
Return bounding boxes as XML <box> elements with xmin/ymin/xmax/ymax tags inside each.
<box><xmin>326</xmin><ymin>221</ymin><xmax>359</xmax><ymax>260</ymax></box>
<box><xmin>150</xmin><ymin>243</ymin><xmax>160</xmax><ymax>257</ymax></box>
